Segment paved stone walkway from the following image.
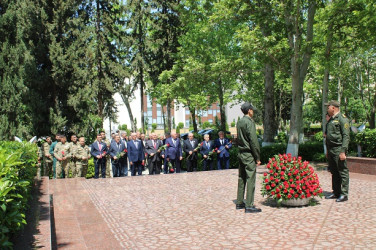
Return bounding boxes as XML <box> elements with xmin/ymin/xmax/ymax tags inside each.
<box><xmin>47</xmin><ymin>167</ymin><xmax>376</xmax><ymax>249</ymax></box>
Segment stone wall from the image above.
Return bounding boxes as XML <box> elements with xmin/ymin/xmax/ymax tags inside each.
<box><xmin>347</xmin><ymin>157</ymin><xmax>376</xmax><ymax>175</ymax></box>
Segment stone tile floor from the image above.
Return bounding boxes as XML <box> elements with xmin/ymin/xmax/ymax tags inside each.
<box><xmin>48</xmin><ymin>167</ymin><xmax>376</xmax><ymax>249</ymax></box>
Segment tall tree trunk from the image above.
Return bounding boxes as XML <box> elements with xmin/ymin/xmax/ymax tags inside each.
<box><xmin>121</xmin><ymin>95</ymin><xmax>136</xmax><ymax>131</ymax></box>
<box><xmin>322</xmin><ymin>22</ymin><xmax>333</xmax><ymax>154</ymax></box>
<box><xmin>167</xmin><ymin>99</ymin><xmax>172</xmax><ymax>132</ymax></box>
<box><xmin>190</xmin><ymin>108</ymin><xmax>198</xmax><ymax>133</ymax></box>
<box><xmin>286</xmin><ymin>0</ymin><xmax>316</xmax><ymax>156</ymax></box>
<box><xmin>140</xmin><ymin>74</ymin><xmax>145</xmax><ymax>133</ymax></box>
<box><xmin>263</xmin><ymin>63</ymin><xmax>276</xmax><ymax>146</ymax></box>
<box><xmin>337</xmin><ymin>57</ymin><xmax>342</xmax><ymax>101</ymax></box>
<box><xmin>96</xmin><ymin>0</ymin><xmax>104</xmax><ymax>128</ymax></box>
<box><xmin>218</xmin><ymin>79</ymin><xmax>226</xmax><ymax>132</ymax></box>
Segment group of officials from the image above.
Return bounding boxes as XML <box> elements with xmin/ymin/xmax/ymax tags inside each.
<box><xmin>40</xmin><ymin>129</ymin><xmax>233</xmax><ymax>179</ymax></box>
<box><xmin>39</xmin><ymin>100</ymin><xmax>350</xmax><ymax>214</ymax></box>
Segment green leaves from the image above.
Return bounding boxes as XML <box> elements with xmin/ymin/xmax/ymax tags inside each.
<box><xmin>0</xmin><ymin>141</ymin><xmax>37</xmax><ymax>247</ymax></box>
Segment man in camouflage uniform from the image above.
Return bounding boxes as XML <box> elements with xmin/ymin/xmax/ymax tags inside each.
<box><xmin>50</xmin><ymin>134</ymin><xmax>61</xmax><ymax>179</ymax></box>
<box><xmin>54</xmin><ymin>135</ymin><xmax>71</xmax><ymax>178</ymax></box>
<box><xmin>76</xmin><ymin>137</ymin><xmax>91</xmax><ymax>178</ymax></box>
<box><xmin>325</xmin><ymin>100</ymin><xmax>350</xmax><ymax>202</ymax></box>
<box><xmin>236</xmin><ymin>102</ymin><xmax>262</xmax><ymax>213</ymax></box>
<box><xmin>69</xmin><ymin>134</ymin><xmax>79</xmax><ymax>177</ymax></box>
<box><xmin>100</xmin><ymin>131</ymin><xmax>112</xmax><ymax>178</ymax></box>
<box><xmin>42</xmin><ymin>136</ymin><xmax>53</xmax><ymax>177</ymax></box>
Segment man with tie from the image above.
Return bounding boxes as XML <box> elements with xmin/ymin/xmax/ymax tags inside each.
<box><xmin>183</xmin><ymin>133</ymin><xmax>199</xmax><ymax>172</ymax></box>
<box><xmin>145</xmin><ymin>133</ymin><xmax>163</xmax><ymax>175</ymax></box>
<box><xmin>200</xmin><ymin>134</ymin><xmax>214</xmax><ymax>171</ymax></box>
<box><xmin>109</xmin><ymin>135</ymin><xmax>127</xmax><ymax>177</ymax></box>
<box><xmin>214</xmin><ymin>131</ymin><xmax>232</xmax><ymax>170</ymax></box>
<box><xmin>91</xmin><ymin>134</ymin><xmax>108</xmax><ymax>179</ymax></box>
<box><xmin>127</xmin><ymin>132</ymin><xmax>145</xmax><ymax>176</ymax></box>
<box><xmin>162</xmin><ymin>132</ymin><xmax>183</xmax><ymax>173</ymax></box>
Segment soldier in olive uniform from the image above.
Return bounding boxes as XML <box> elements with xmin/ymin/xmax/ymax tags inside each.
<box><xmin>69</xmin><ymin>134</ymin><xmax>79</xmax><ymax>177</ymax></box>
<box><xmin>76</xmin><ymin>137</ymin><xmax>91</xmax><ymax>177</ymax></box>
<box><xmin>101</xmin><ymin>131</ymin><xmax>112</xmax><ymax>178</ymax></box>
<box><xmin>50</xmin><ymin>134</ymin><xmax>61</xmax><ymax>179</ymax></box>
<box><xmin>54</xmin><ymin>135</ymin><xmax>71</xmax><ymax>178</ymax></box>
<box><xmin>325</xmin><ymin>100</ymin><xmax>350</xmax><ymax>202</ymax></box>
<box><xmin>42</xmin><ymin>136</ymin><xmax>53</xmax><ymax>177</ymax></box>
<box><xmin>236</xmin><ymin>102</ymin><xmax>262</xmax><ymax>213</ymax></box>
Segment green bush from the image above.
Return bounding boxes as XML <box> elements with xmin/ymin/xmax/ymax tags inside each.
<box><xmin>355</xmin><ymin>129</ymin><xmax>376</xmax><ymax>158</ymax></box>
<box><xmin>259</xmin><ymin>142</ymin><xmax>325</xmax><ymax>164</ymax></box>
<box><xmin>277</xmin><ymin>132</ymin><xmax>288</xmax><ymax>143</ymax></box>
<box><xmin>0</xmin><ymin>142</ymin><xmax>38</xmax><ymax>248</ymax></box>
<box><xmin>260</xmin><ymin>143</ymin><xmax>287</xmax><ymax>164</ymax></box>
<box><xmin>86</xmin><ymin>158</ymin><xmax>95</xmax><ymax>178</ymax></box>
<box><xmin>298</xmin><ymin>142</ymin><xmax>323</xmax><ymax>161</ymax></box>
<box><xmin>313</xmin><ymin>131</ymin><xmax>324</xmax><ymax>142</ymax></box>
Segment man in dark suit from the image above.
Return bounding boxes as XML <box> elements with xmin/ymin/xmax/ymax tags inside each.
<box><xmin>145</xmin><ymin>133</ymin><xmax>163</xmax><ymax>175</ymax></box>
<box><xmin>162</xmin><ymin>132</ymin><xmax>183</xmax><ymax>173</ymax></box>
<box><xmin>200</xmin><ymin>134</ymin><xmax>214</xmax><ymax>171</ymax></box>
<box><xmin>127</xmin><ymin>132</ymin><xmax>145</xmax><ymax>176</ymax></box>
<box><xmin>183</xmin><ymin>133</ymin><xmax>199</xmax><ymax>172</ymax></box>
<box><xmin>109</xmin><ymin>135</ymin><xmax>127</xmax><ymax>177</ymax></box>
<box><xmin>162</xmin><ymin>132</ymin><xmax>171</xmax><ymax>174</ymax></box>
<box><xmin>90</xmin><ymin>134</ymin><xmax>108</xmax><ymax>178</ymax></box>
<box><xmin>214</xmin><ymin>131</ymin><xmax>232</xmax><ymax>170</ymax></box>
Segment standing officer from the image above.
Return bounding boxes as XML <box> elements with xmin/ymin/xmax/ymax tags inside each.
<box><xmin>69</xmin><ymin>134</ymin><xmax>79</xmax><ymax>177</ymax></box>
<box><xmin>100</xmin><ymin>131</ymin><xmax>112</xmax><ymax>178</ymax></box>
<box><xmin>127</xmin><ymin>132</ymin><xmax>145</xmax><ymax>176</ymax></box>
<box><xmin>109</xmin><ymin>135</ymin><xmax>127</xmax><ymax>177</ymax></box>
<box><xmin>200</xmin><ymin>134</ymin><xmax>214</xmax><ymax>171</ymax></box>
<box><xmin>214</xmin><ymin>131</ymin><xmax>232</xmax><ymax>170</ymax></box>
<box><xmin>91</xmin><ymin>134</ymin><xmax>108</xmax><ymax>179</ymax></box>
<box><xmin>49</xmin><ymin>134</ymin><xmax>61</xmax><ymax>178</ymax></box>
<box><xmin>145</xmin><ymin>133</ymin><xmax>163</xmax><ymax>175</ymax></box>
<box><xmin>54</xmin><ymin>135</ymin><xmax>71</xmax><ymax>179</ymax></box>
<box><xmin>325</xmin><ymin>100</ymin><xmax>350</xmax><ymax>202</ymax></box>
<box><xmin>236</xmin><ymin>102</ymin><xmax>262</xmax><ymax>213</ymax></box>
<box><xmin>76</xmin><ymin>137</ymin><xmax>91</xmax><ymax>178</ymax></box>
<box><xmin>183</xmin><ymin>133</ymin><xmax>199</xmax><ymax>172</ymax></box>
<box><xmin>42</xmin><ymin>136</ymin><xmax>53</xmax><ymax>177</ymax></box>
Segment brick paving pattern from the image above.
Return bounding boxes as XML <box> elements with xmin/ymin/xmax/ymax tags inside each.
<box><xmin>49</xmin><ymin>168</ymin><xmax>376</xmax><ymax>249</ymax></box>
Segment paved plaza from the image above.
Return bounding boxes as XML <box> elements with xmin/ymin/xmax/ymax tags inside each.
<box><xmin>42</xmin><ymin>167</ymin><xmax>376</xmax><ymax>249</ymax></box>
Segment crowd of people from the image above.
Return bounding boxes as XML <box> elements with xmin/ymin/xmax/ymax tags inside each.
<box><xmin>39</xmin><ymin>130</ymin><xmax>233</xmax><ymax>179</ymax></box>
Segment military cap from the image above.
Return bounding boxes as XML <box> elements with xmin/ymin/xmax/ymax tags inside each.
<box><xmin>324</xmin><ymin>100</ymin><xmax>340</xmax><ymax>107</ymax></box>
<box><xmin>241</xmin><ymin>102</ymin><xmax>256</xmax><ymax>114</ymax></box>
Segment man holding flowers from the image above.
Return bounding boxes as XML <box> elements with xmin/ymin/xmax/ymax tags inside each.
<box><xmin>236</xmin><ymin>102</ymin><xmax>262</xmax><ymax>213</ymax></box>
<box><xmin>183</xmin><ymin>133</ymin><xmax>199</xmax><ymax>172</ymax></box>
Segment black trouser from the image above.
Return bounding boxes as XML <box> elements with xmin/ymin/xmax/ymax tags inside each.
<box><xmin>94</xmin><ymin>158</ymin><xmax>106</xmax><ymax>178</ymax></box>
<box><xmin>167</xmin><ymin>158</ymin><xmax>181</xmax><ymax>173</ymax></box>
<box><xmin>186</xmin><ymin>158</ymin><xmax>197</xmax><ymax>172</ymax></box>
<box><xmin>131</xmin><ymin>161</ymin><xmax>142</xmax><ymax>176</ymax></box>
<box><xmin>202</xmin><ymin>159</ymin><xmax>213</xmax><ymax>171</ymax></box>
<box><xmin>148</xmin><ymin>160</ymin><xmax>161</xmax><ymax>175</ymax></box>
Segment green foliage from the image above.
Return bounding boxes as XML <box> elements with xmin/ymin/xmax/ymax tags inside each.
<box><xmin>313</xmin><ymin>131</ymin><xmax>324</xmax><ymax>142</ymax></box>
<box><xmin>277</xmin><ymin>132</ymin><xmax>288</xmax><ymax>144</ymax></box>
<box><xmin>0</xmin><ymin>141</ymin><xmax>38</xmax><ymax>248</ymax></box>
<box><xmin>231</xmin><ymin>121</ymin><xmax>236</xmax><ymax>128</ymax></box>
<box><xmin>202</xmin><ymin>121</ymin><xmax>212</xmax><ymax>129</ymax></box>
<box><xmin>298</xmin><ymin>142</ymin><xmax>324</xmax><ymax>162</ymax></box>
<box><xmin>86</xmin><ymin>158</ymin><xmax>95</xmax><ymax>179</ymax></box>
<box><xmin>260</xmin><ymin>144</ymin><xmax>287</xmax><ymax>164</ymax></box>
<box><xmin>355</xmin><ymin>129</ymin><xmax>376</xmax><ymax>158</ymax></box>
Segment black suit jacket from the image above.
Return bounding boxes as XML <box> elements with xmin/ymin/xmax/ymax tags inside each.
<box><xmin>183</xmin><ymin>139</ymin><xmax>199</xmax><ymax>160</ymax></box>
<box><xmin>144</xmin><ymin>139</ymin><xmax>163</xmax><ymax>162</ymax></box>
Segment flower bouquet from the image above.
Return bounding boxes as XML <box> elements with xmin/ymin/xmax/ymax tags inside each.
<box><xmin>200</xmin><ymin>148</ymin><xmax>217</xmax><ymax>164</ymax></box>
<box><xmin>187</xmin><ymin>142</ymin><xmax>202</xmax><ymax>159</ymax></box>
<box><xmin>158</xmin><ymin>143</ymin><xmax>170</xmax><ymax>151</ymax></box>
<box><xmin>261</xmin><ymin>153</ymin><xmax>323</xmax><ymax>206</ymax></box>
<box><xmin>168</xmin><ymin>161</ymin><xmax>174</xmax><ymax>173</ymax></box>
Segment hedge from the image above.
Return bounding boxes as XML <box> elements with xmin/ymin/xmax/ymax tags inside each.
<box><xmin>0</xmin><ymin>141</ymin><xmax>38</xmax><ymax>248</ymax></box>
<box><xmin>354</xmin><ymin>129</ymin><xmax>376</xmax><ymax>158</ymax></box>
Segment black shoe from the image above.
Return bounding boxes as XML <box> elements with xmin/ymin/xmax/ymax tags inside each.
<box><xmin>325</xmin><ymin>193</ymin><xmax>338</xmax><ymax>199</ymax></box>
<box><xmin>245</xmin><ymin>207</ymin><xmax>262</xmax><ymax>213</ymax></box>
<box><xmin>236</xmin><ymin>203</ymin><xmax>245</xmax><ymax>209</ymax></box>
<box><xmin>336</xmin><ymin>195</ymin><xmax>348</xmax><ymax>202</ymax></box>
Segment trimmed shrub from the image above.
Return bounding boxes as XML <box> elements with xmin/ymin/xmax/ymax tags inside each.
<box><xmin>0</xmin><ymin>142</ymin><xmax>38</xmax><ymax>248</ymax></box>
<box><xmin>260</xmin><ymin>143</ymin><xmax>287</xmax><ymax>164</ymax></box>
<box><xmin>298</xmin><ymin>142</ymin><xmax>323</xmax><ymax>161</ymax></box>
<box><xmin>355</xmin><ymin>129</ymin><xmax>376</xmax><ymax>158</ymax></box>
<box><xmin>313</xmin><ymin>131</ymin><xmax>324</xmax><ymax>142</ymax></box>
